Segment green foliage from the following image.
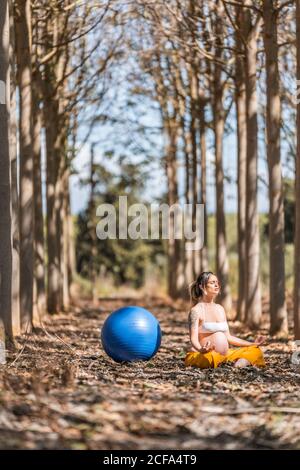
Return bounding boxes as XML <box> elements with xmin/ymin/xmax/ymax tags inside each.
<box><xmin>76</xmin><ymin>155</ymin><xmax>164</xmax><ymax>289</ymax></box>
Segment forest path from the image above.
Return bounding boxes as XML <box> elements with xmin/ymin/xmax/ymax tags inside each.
<box><xmin>0</xmin><ymin>297</ymin><xmax>299</xmax><ymax>449</ymax></box>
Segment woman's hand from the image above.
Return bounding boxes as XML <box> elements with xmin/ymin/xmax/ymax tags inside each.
<box><xmin>199</xmin><ymin>340</ymin><xmax>215</xmax><ymax>354</ymax></box>
<box><xmin>253</xmin><ymin>335</ymin><xmax>267</xmax><ymax>346</ymax></box>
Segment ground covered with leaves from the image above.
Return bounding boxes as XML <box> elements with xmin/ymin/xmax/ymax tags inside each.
<box><xmin>0</xmin><ymin>296</ymin><xmax>300</xmax><ymax>449</ymax></box>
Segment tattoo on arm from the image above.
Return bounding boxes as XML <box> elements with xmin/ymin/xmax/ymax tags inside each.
<box><xmin>188</xmin><ymin>308</ymin><xmax>199</xmax><ymax>331</ymax></box>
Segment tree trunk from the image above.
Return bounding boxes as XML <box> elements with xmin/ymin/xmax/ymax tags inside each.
<box><xmin>244</xmin><ymin>7</ymin><xmax>262</xmax><ymax>328</ymax></box>
<box><xmin>62</xmin><ymin>164</ymin><xmax>71</xmax><ymax>309</ymax></box>
<box><xmin>166</xmin><ymin>121</ymin><xmax>180</xmax><ymax>298</ymax></box>
<box><xmin>43</xmin><ymin>71</ymin><xmax>62</xmax><ymax>313</ymax></box>
<box><xmin>68</xmin><ymin>116</ymin><xmax>77</xmax><ymax>290</ymax></box>
<box><xmin>190</xmin><ymin>69</ymin><xmax>200</xmax><ymax>279</ymax></box>
<box><xmin>14</xmin><ymin>0</ymin><xmax>34</xmax><ymax>333</ymax></box>
<box><xmin>235</xmin><ymin>3</ymin><xmax>247</xmax><ymax>322</ymax></box>
<box><xmin>294</xmin><ymin>0</ymin><xmax>300</xmax><ymax>339</ymax></box>
<box><xmin>168</xmin><ymin>55</ymin><xmax>186</xmax><ymax>297</ymax></box>
<box><xmin>32</xmin><ymin>75</ymin><xmax>46</xmax><ymax>323</ymax></box>
<box><xmin>68</xmin><ymin>210</ymin><xmax>76</xmax><ymax>291</ymax></box>
<box><xmin>173</xmin><ymin>65</ymin><xmax>191</xmax><ymax>295</ymax></box>
<box><xmin>184</xmin><ymin>90</ymin><xmax>194</xmax><ymax>288</ymax></box>
<box><xmin>89</xmin><ymin>143</ymin><xmax>98</xmax><ymax>305</ymax></box>
<box><xmin>43</xmin><ymin>11</ymin><xmax>70</xmax><ymax>314</ymax></box>
<box><xmin>44</xmin><ymin>95</ymin><xmax>61</xmax><ymax>314</ymax></box>
<box><xmin>9</xmin><ymin>3</ymin><xmax>20</xmax><ymax>337</ymax></box>
<box><xmin>199</xmin><ymin>93</ymin><xmax>209</xmax><ymax>273</ymax></box>
<box><xmin>213</xmin><ymin>0</ymin><xmax>232</xmax><ymax>313</ymax></box>
<box><xmin>263</xmin><ymin>0</ymin><xmax>288</xmax><ymax>335</ymax></box>
<box><xmin>0</xmin><ymin>0</ymin><xmax>13</xmax><ymax>340</ymax></box>
<box><xmin>31</xmin><ymin>16</ymin><xmax>46</xmax><ymax>323</ymax></box>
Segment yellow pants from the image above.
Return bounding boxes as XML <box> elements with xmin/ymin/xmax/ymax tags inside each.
<box><xmin>185</xmin><ymin>345</ymin><xmax>265</xmax><ymax>369</ymax></box>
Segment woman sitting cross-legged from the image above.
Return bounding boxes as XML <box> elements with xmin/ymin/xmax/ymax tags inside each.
<box><xmin>185</xmin><ymin>271</ymin><xmax>266</xmax><ymax>369</ymax></box>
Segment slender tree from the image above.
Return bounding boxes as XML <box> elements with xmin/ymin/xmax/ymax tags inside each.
<box><xmin>14</xmin><ymin>0</ymin><xmax>34</xmax><ymax>332</ymax></box>
<box><xmin>32</xmin><ymin>16</ymin><xmax>46</xmax><ymax>322</ymax></box>
<box><xmin>235</xmin><ymin>2</ymin><xmax>247</xmax><ymax>322</ymax></box>
<box><xmin>0</xmin><ymin>0</ymin><xmax>13</xmax><ymax>340</ymax></box>
<box><xmin>9</xmin><ymin>1</ymin><xmax>20</xmax><ymax>336</ymax></box>
<box><xmin>42</xmin><ymin>9</ymin><xmax>68</xmax><ymax>313</ymax></box>
<box><xmin>263</xmin><ymin>0</ymin><xmax>288</xmax><ymax>335</ymax></box>
<box><xmin>213</xmin><ymin>0</ymin><xmax>232</xmax><ymax>313</ymax></box>
<box><xmin>244</xmin><ymin>3</ymin><xmax>262</xmax><ymax>328</ymax></box>
<box><xmin>198</xmin><ymin>90</ymin><xmax>209</xmax><ymax>273</ymax></box>
<box><xmin>294</xmin><ymin>0</ymin><xmax>300</xmax><ymax>339</ymax></box>
<box><xmin>89</xmin><ymin>143</ymin><xmax>98</xmax><ymax>305</ymax></box>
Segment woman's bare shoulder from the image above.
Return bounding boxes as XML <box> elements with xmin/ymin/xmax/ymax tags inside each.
<box><xmin>189</xmin><ymin>302</ymin><xmax>204</xmax><ymax>313</ymax></box>
<box><xmin>188</xmin><ymin>303</ymin><xmax>204</xmax><ymax>324</ymax></box>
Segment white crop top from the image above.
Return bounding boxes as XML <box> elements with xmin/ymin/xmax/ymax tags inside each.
<box><xmin>197</xmin><ymin>303</ymin><xmax>229</xmax><ymax>334</ymax></box>
<box><xmin>199</xmin><ymin>321</ymin><xmax>228</xmax><ymax>333</ymax></box>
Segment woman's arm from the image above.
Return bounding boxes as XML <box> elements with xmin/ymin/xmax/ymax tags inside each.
<box><xmin>225</xmin><ymin>331</ymin><xmax>255</xmax><ymax>347</ymax></box>
<box><xmin>225</xmin><ymin>330</ymin><xmax>266</xmax><ymax>347</ymax></box>
<box><xmin>188</xmin><ymin>308</ymin><xmax>215</xmax><ymax>353</ymax></box>
<box><xmin>219</xmin><ymin>305</ymin><xmax>266</xmax><ymax>347</ymax></box>
<box><xmin>188</xmin><ymin>308</ymin><xmax>202</xmax><ymax>351</ymax></box>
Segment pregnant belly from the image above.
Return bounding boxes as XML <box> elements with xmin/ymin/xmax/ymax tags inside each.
<box><xmin>199</xmin><ymin>332</ymin><xmax>229</xmax><ymax>356</ymax></box>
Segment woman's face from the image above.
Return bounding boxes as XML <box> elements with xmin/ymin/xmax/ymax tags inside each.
<box><xmin>202</xmin><ymin>274</ymin><xmax>220</xmax><ymax>296</ymax></box>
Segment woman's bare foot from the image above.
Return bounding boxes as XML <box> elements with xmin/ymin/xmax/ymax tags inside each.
<box><xmin>234</xmin><ymin>358</ymin><xmax>251</xmax><ymax>368</ymax></box>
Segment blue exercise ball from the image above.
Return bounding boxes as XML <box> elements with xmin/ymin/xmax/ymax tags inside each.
<box><xmin>101</xmin><ymin>306</ymin><xmax>162</xmax><ymax>362</ymax></box>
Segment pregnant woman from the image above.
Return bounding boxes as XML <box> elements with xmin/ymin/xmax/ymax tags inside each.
<box><xmin>185</xmin><ymin>272</ymin><xmax>266</xmax><ymax>369</ymax></box>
